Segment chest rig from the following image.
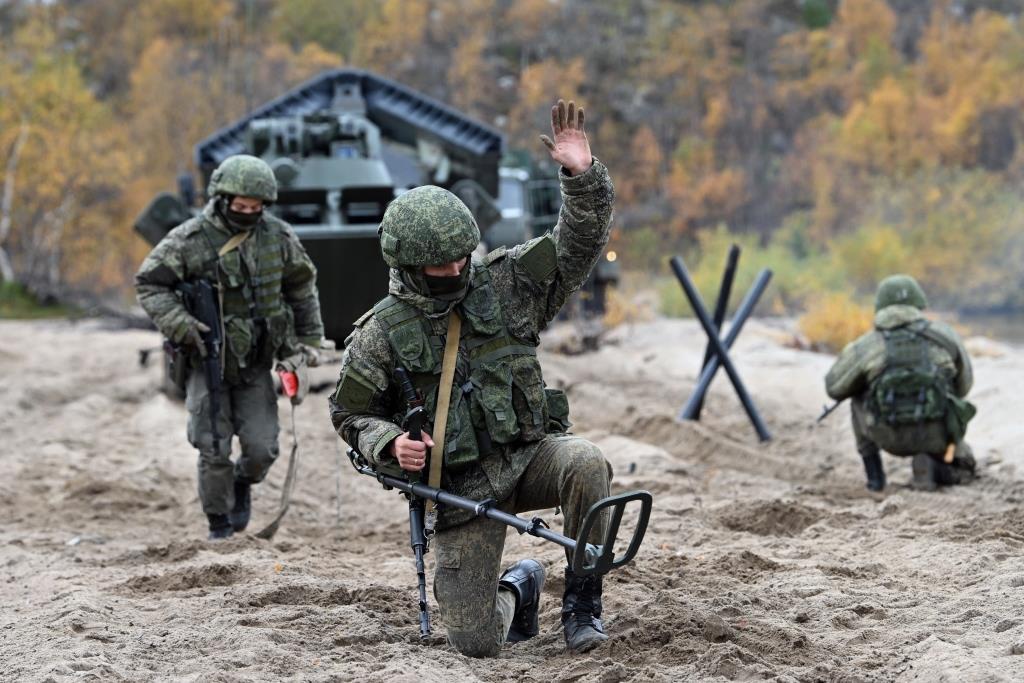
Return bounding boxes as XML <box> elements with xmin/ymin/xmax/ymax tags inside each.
<box><xmin>374</xmin><ymin>263</ymin><xmax>567</xmax><ymax>471</ymax></box>
<box><xmin>181</xmin><ymin>217</ymin><xmax>294</xmax><ymax>383</ymax></box>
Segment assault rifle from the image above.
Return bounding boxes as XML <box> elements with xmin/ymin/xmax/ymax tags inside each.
<box><xmin>350</xmin><ymin>372</ymin><xmax>654</xmax><ymax>640</ymax></box>
<box><xmin>816</xmin><ymin>400</ymin><xmax>843</xmax><ymax>424</ymax></box>
<box><xmin>393</xmin><ymin>366</ymin><xmax>432</xmax><ymax>640</ymax></box>
<box><xmin>178</xmin><ymin>279</ymin><xmax>224</xmax><ymax>456</ymax></box>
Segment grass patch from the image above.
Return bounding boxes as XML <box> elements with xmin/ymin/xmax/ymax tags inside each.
<box><xmin>0</xmin><ymin>282</ymin><xmax>74</xmax><ymax>319</ymax></box>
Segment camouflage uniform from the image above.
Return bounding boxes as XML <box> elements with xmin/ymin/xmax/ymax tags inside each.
<box><xmin>135</xmin><ymin>156</ymin><xmax>323</xmax><ymax>523</ymax></box>
<box><xmin>330</xmin><ymin>160</ymin><xmax>615</xmax><ymax>656</ymax></box>
<box><xmin>825</xmin><ymin>276</ymin><xmax>975</xmax><ymax>488</ymax></box>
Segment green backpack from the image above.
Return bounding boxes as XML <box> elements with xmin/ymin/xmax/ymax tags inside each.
<box><xmin>867</xmin><ymin>321</ymin><xmax>950</xmax><ymax>427</ymax></box>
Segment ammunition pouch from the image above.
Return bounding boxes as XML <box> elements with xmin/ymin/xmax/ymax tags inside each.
<box><xmin>374</xmin><ymin>263</ymin><xmax>566</xmax><ymax>474</ymax></box>
<box><xmin>545</xmin><ymin>388</ymin><xmax>572</xmax><ymax>433</ymax></box>
<box><xmin>944</xmin><ymin>393</ymin><xmax>977</xmax><ymax>444</ymax></box>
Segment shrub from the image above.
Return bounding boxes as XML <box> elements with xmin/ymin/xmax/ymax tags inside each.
<box><xmin>799</xmin><ymin>292</ymin><xmax>874</xmax><ymax>352</ymax></box>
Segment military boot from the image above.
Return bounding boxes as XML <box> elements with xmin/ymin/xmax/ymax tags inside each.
<box><xmin>229</xmin><ymin>478</ymin><xmax>252</xmax><ymax>532</ymax></box>
<box><xmin>207</xmin><ymin>513</ymin><xmax>234</xmax><ymax>540</ymax></box>
<box><xmin>561</xmin><ymin>568</ymin><xmax>607</xmax><ymax>653</ymax></box>
<box><xmin>499</xmin><ymin>559</ymin><xmax>545</xmax><ymax>642</ymax></box>
<box><xmin>860</xmin><ymin>449</ymin><xmax>886</xmax><ymax>492</ymax></box>
<box><xmin>911</xmin><ymin>454</ymin><xmax>956</xmax><ymax>491</ymax></box>
<box><xmin>950</xmin><ymin>447</ymin><xmax>977</xmax><ymax>486</ymax></box>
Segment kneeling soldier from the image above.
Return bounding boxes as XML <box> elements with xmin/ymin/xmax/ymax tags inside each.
<box><xmin>331</xmin><ymin>99</ymin><xmax>616</xmax><ymax>655</ymax></box>
<box><xmin>825</xmin><ymin>274</ymin><xmax>976</xmax><ymax>491</ymax></box>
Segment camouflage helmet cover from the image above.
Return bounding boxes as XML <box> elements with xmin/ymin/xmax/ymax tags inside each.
<box><xmin>207</xmin><ymin>154</ymin><xmax>278</xmax><ymax>202</ymax></box>
<box><xmin>379</xmin><ymin>185</ymin><xmax>480</xmax><ymax>268</ymax></box>
<box><xmin>875</xmin><ymin>274</ymin><xmax>928</xmax><ymax>311</ymax></box>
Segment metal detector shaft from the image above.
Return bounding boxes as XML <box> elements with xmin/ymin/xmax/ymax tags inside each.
<box><xmin>349</xmin><ymin>451</ymin><xmax>652</xmax><ymax>577</ymax></box>
<box><xmin>679</xmin><ymin>268</ymin><xmax>773</xmax><ymax>421</ymax></box>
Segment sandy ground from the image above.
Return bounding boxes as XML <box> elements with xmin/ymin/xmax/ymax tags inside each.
<box><xmin>2</xmin><ymin>314</ymin><xmax>1024</xmax><ymax>682</ymax></box>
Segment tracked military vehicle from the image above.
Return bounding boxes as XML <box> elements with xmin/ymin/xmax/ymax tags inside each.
<box><xmin>134</xmin><ymin>68</ymin><xmax>616</xmax><ymax>348</ymax></box>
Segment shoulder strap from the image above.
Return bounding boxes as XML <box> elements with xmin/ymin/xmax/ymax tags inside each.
<box><xmin>917</xmin><ymin>321</ymin><xmax>960</xmax><ymax>361</ymax></box>
<box><xmin>482</xmin><ymin>246</ymin><xmax>507</xmax><ymax>266</ymax></box>
<box><xmin>372</xmin><ymin>295</ymin><xmax>417</xmax><ymax>332</ymax></box>
<box><xmin>218</xmin><ymin>230</ymin><xmax>251</xmax><ymax>257</ymax></box>
<box><xmin>426</xmin><ymin>311</ymin><xmax>462</xmax><ymax>520</ymax></box>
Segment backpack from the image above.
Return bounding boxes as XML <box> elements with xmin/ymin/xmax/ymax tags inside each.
<box><xmin>867</xmin><ymin>321</ymin><xmax>951</xmax><ymax>426</ymax></box>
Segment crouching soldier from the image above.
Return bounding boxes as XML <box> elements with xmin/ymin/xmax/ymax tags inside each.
<box><xmin>330</xmin><ymin>99</ymin><xmax>616</xmax><ymax>655</ymax></box>
<box><xmin>825</xmin><ymin>274</ymin><xmax>976</xmax><ymax>491</ymax></box>
<box><xmin>136</xmin><ymin>155</ymin><xmax>323</xmax><ymax>539</ymax></box>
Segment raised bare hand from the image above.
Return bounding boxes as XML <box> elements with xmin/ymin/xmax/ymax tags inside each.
<box><xmin>539</xmin><ymin>99</ymin><xmax>593</xmax><ymax>176</ymax></box>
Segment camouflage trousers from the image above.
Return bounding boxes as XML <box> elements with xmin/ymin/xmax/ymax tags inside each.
<box><xmin>851</xmin><ymin>397</ymin><xmax>974</xmax><ymax>466</ymax></box>
<box><xmin>433</xmin><ymin>434</ymin><xmax>612</xmax><ymax>658</ymax></box>
<box><xmin>185</xmin><ymin>369</ymin><xmax>280</xmax><ymax>515</ymax></box>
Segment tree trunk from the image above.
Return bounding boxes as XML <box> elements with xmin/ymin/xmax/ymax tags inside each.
<box><xmin>0</xmin><ymin>122</ymin><xmax>29</xmax><ymax>285</ymax></box>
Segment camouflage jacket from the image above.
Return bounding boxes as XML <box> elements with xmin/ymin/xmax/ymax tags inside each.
<box><xmin>825</xmin><ymin>305</ymin><xmax>973</xmax><ymax>402</ymax></box>
<box><xmin>330</xmin><ymin>160</ymin><xmax>614</xmax><ymax>522</ymax></box>
<box><xmin>135</xmin><ymin>201</ymin><xmax>323</xmax><ymax>385</ymax></box>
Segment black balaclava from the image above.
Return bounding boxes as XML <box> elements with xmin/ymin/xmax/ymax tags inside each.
<box><xmin>425</xmin><ymin>267</ymin><xmax>471</xmax><ymax>298</ymax></box>
<box><xmin>217</xmin><ymin>196</ymin><xmax>263</xmax><ymax>232</ymax></box>
<box><xmin>400</xmin><ymin>256</ymin><xmax>472</xmax><ymax>302</ymax></box>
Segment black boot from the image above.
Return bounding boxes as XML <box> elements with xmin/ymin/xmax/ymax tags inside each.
<box><xmin>860</xmin><ymin>449</ymin><xmax>886</xmax><ymax>492</ymax></box>
<box><xmin>229</xmin><ymin>478</ymin><xmax>251</xmax><ymax>532</ymax></box>
<box><xmin>562</xmin><ymin>567</ymin><xmax>607</xmax><ymax>653</ymax></box>
<box><xmin>207</xmin><ymin>513</ymin><xmax>234</xmax><ymax>540</ymax></box>
<box><xmin>499</xmin><ymin>559</ymin><xmax>545</xmax><ymax>642</ymax></box>
<box><xmin>911</xmin><ymin>453</ymin><xmax>956</xmax><ymax>490</ymax></box>
<box><xmin>950</xmin><ymin>446</ymin><xmax>977</xmax><ymax>485</ymax></box>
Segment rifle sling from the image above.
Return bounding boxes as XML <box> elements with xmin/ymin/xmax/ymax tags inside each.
<box><xmin>426</xmin><ymin>311</ymin><xmax>461</xmax><ymax>516</ymax></box>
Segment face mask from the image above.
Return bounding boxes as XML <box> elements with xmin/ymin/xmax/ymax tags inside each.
<box><xmin>217</xmin><ymin>197</ymin><xmax>263</xmax><ymax>231</ymax></box>
<box><xmin>224</xmin><ymin>207</ymin><xmax>262</xmax><ymax>230</ymax></box>
<box><xmin>424</xmin><ymin>262</ymin><xmax>471</xmax><ymax>300</ymax></box>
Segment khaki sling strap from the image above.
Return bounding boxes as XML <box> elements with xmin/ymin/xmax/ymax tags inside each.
<box><xmin>426</xmin><ymin>310</ymin><xmax>462</xmax><ymax>516</ymax></box>
<box><xmin>218</xmin><ymin>230</ymin><xmax>251</xmax><ymax>257</ymax></box>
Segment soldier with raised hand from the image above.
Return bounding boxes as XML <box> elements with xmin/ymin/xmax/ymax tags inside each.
<box><xmin>330</xmin><ymin>99</ymin><xmax>616</xmax><ymax>656</ymax></box>
<box><xmin>825</xmin><ymin>274</ymin><xmax>977</xmax><ymax>491</ymax></box>
<box><xmin>136</xmin><ymin>155</ymin><xmax>324</xmax><ymax>540</ymax></box>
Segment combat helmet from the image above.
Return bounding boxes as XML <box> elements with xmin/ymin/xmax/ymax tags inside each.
<box><xmin>207</xmin><ymin>155</ymin><xmax>278</xmax><ymax>202</ymax></box>
<box><xmin>379</xmin><ymin>186</ymin><xmax>480</xmax><ymax>268</ymax></box>
<box><xmin>875</xmin><ymin>274</ymin><xmax>928</xmax><ymax>311</ymax></box>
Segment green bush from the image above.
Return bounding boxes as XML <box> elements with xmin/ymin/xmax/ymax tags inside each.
<box><xmin>0</xmin><ymin>282</ymin><xmax>72</xmax><ymax>319</ymax></box>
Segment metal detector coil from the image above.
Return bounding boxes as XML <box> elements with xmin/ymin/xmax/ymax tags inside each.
<box><xmin>570</xmin><ymin>490</ymin><xmax>653</xmax><ymax>576</ymax></box>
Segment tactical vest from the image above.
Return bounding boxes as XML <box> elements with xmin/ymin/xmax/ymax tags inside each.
<box><xmin>373</xmin><ymin>262</ymin><xmax>570</xmax><ymax>471</ymax></box>
<box><xmin>180</xmin><ymin>216</ymin><xmax>295</xmax><ymax>384</ymax></box>
<box><xmin>867</xmin><ymin>320</ymin><xmax>951</xmax><ymax>427</ymax></box>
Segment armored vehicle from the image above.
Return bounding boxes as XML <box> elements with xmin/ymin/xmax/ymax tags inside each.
<box><xmin>134</xmin><ymin>68</ymin><xmax>617</xmax><ymax>349</ymax></box>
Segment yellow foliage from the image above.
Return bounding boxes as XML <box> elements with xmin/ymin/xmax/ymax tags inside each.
<box><xmin>799</xmin><ymin>292</ymin><xmax>874</xmax><ymax>353</ymax></box>
<box><xmin>703</xmin><ymin>95</ymin><xmax>729</xmax><ymax>138</ymax></box>
<box><xmin>354</xmin><ymin>0</ymin><xmax>429</xmax><ymax>73</ymax></box>
<box><xmin>838</xmin><ymin>77</ymin><xmax>934</xmax><ymax>173</ymax></box>
<box><xmin>506</xmin><ymin>58</ymin><xmax>587</xmax><ymax>148</ymax></box>
<box><xmin>835</xmin><ymin>0</ymin><xmax>897</xmax><ymax>60</ymax></box>
<box><xmin>503</xmin><ymin>0</ymin><xmax>560</xmax><ymax>43</ymax></box>
<box><xmin>616</xmin><ymin>125</ymin><xmax>663</xmax><ymax>205</ymax></box>
<box><xmin>694</xmin><ymin>168</ymin><xmax>748</xmax><ymax>220</ymax></box>
<box><xmin>832</xmin><ymin>225</ymin><xmax>910</xmax><ymax>292</ymax></box>
<box><xmin>447</xmin><ymin>32</ymin><xmax>490</xmax><ymax>116</ymax></box>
